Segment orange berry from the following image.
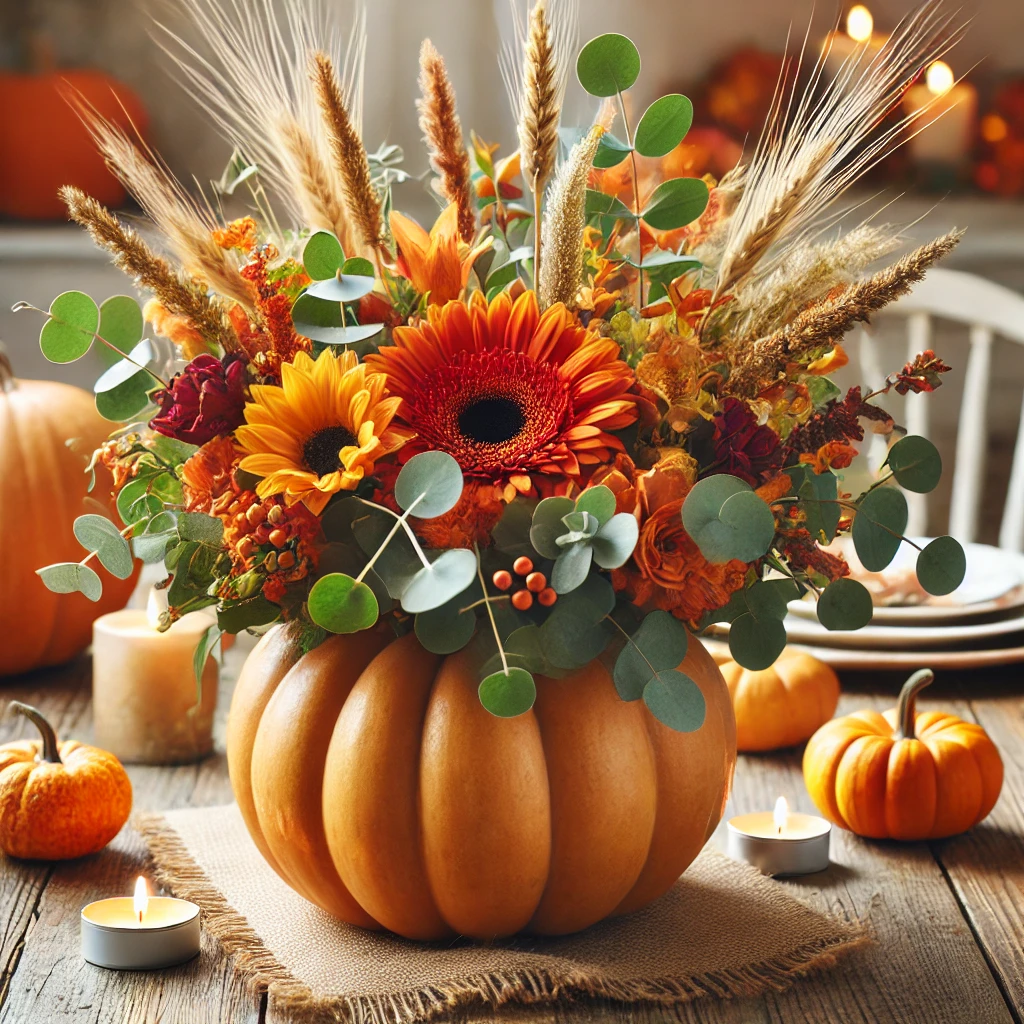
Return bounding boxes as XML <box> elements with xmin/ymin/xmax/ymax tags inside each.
<box><xmin>511</xmin><ymin>589</ymin><xmax>534</xmax><ymax>611</ymax></box>
<box><xmin>525</xmin><ymin>571</ymin><xmax>546</xmax><ymax>592</ymax></box>
<box><xmin>268</xmin><ymin>528</ymin><xmax>289</xmax><ymax>548</ymax></box>
<box><xmin>277</xmin><ymin>550</ymin><xmax>296</xmax><ymax>570</ymax></box>
<box><xmin>492</xmin><ymin>570</ymin><xmax>513</xmax><ymax>591</ymax></box>
<box><xmin>513</xmin><ymin>556</ymin><xmax>534</xmax><ymax>576</ymax></box>
<box><xmin>538</xmin><ymin>587</ymin><xmax>557</xmax><ymax>607</ymax></box>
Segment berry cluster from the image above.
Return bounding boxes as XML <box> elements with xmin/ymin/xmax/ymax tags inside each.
<box><xmin>492</xmin><ymin>556</ymin><xmax>557</xmax><ymax>611</ymax></box>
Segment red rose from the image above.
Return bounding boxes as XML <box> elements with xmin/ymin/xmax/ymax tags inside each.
<box><xmin>150</xmin><ymin>354</ymin><xmax>247</xmax><ymax>445</ymax></box>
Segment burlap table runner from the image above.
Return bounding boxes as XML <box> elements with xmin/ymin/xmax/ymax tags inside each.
<box><xmin>137</xmin><ymin>804</ymin><xmax>865</xmax><ymax>1024</ymax></box>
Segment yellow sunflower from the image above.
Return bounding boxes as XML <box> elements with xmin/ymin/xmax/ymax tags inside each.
<box><xmin>235</xmin><ymin>349</ymin><xmax>411</xmax><ymax>515</ymax></box>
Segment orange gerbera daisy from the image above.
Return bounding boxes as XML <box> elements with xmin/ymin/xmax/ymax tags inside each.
<box><xmin>235</xmin><ymin>349</ymin><xmax>411</xmax><ymax>515</ymax></box>
<box><xmin>364</xmin><ymin>290</ymin><xmax>638</xmax><ymax>500</ymax></box>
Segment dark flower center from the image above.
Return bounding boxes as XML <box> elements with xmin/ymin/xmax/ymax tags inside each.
<box><xmin>457</xmin><ymin>396</ymin><xmax>526</xmax><ymax>444</ymax></box>
<box><xmin>303</xmin><ymin>425</ymin><xmax>357</xmax><ymax>477</ymax></box>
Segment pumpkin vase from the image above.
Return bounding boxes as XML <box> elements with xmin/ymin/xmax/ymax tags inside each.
<box><xmin>227</xmin><ymin>625</ymin><xmax>736</xmax><ymax>940</ymax></box>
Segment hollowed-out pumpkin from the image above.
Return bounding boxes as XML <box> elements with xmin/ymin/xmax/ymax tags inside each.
<box><xmin>0</xmin><ymin>356</ymin><xmax>139</xmax><ymax>676</ymax></box>
<box><xmin>227</xmin><ymin>625</ymin><xmax>736</xmax><ymax>940</ymax></box>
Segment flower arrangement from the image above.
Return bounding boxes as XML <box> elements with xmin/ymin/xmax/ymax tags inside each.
<box><xmin>22</xmin><ymin>0</ymin><xmax>966</xmax><ymax>731</ymax></box>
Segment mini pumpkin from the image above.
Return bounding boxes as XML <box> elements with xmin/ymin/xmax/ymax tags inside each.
<box><xmin>803</xmin><ymin>669</ymin><xmax>1003</xmax><ymax>840</ymax></box>
<box><xmin>719</xmin><ymin>648</ymin><xmax>840</xmax><ymax>752</ymax></box>
<box><xmin>0</xmin><ymin>701</ymin><xmax>133</xmax><ymax>860</ymax></box>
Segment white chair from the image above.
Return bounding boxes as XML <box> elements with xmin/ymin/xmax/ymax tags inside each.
<box><xmin>857</xmin><ymin>267</ymin><xmax>1024</xmax><ymax>552</ymax></box>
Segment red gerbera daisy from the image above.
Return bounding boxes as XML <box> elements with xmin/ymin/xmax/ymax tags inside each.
<box><xmin>364</xmin><ymin>290</ymin><xmax>637</xmax><ymax>499</ymax></box>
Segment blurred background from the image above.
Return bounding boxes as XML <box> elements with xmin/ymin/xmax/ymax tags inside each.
<box><xmin>2</xmin><ymin>0</ymin><xmax>1024</xmax><ymax>542</ymax></box>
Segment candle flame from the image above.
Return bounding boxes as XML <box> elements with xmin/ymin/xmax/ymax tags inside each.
<box><xmin>773</xmin><ymin>796</ymin><xmax>789</xmax><ymax>835</ymax></box>
<box><xmin>133</xmin><ymin>876</ymin><xmax>149</xmax><ymax>924</ymax></box>
<box><xmin>926</xmin><ymin>60</ymin><xmax>955</xmax><ymax>97</ymax></box>
<box><xmin>846</xmin><ymin>5</ymin><xmax>873</xmax><ymax>43</ymax></box>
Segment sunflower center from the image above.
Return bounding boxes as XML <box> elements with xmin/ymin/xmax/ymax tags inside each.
<box><xmin>457</xmin><ymin>396</ymin><xmax>526</xmax><ymax>444</ymax></box>
<box><xmin>303</xmin><ymin>425</ymin><xmax>357</xmax><ymax>477</ymax></box>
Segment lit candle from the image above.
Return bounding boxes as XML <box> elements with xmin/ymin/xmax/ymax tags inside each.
<box><xmin>903</xmin><ymin>60</ymin><xmax>978</xmax><ymax>168</ymax></box>
<box><xmin>727</xmin><ymin>796</ymin><xmax>831</xmax><ymax>876</ymax></box>
<box><xmin>823</xmin><ymin>6</ymin><xmax>887</xmax><ymax>86</ymax></box>
<box><xmin>91</xmin><ymin>590</ymin><xmax>219</xmax><ymax>765</ymax></box>
<box><xmin>81</xmin><ymin>876</ymin><xmax>200</xmax><ymax>970</ymax></box>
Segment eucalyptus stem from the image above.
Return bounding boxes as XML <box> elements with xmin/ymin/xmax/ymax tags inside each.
<box><xmin>605</xmin><ymin>613</ymin><xmax>659</xmax><ymax>677</ymax></box>
<box><xmin>475</xmin><ymin>543</ymin><xmax>509</xmax><ymax>675</ymax></box>
<box><xmin>458</xmin><ymin>595</ymin><xmax>510</xmax><ymax>614</ymax></box>
<box><xmin>354</xmin><ymin>494</ymin><xmax>429</xmax><ymax>575</ymax></box>
<box><xmin>615</xmin><ymin>91</ymin><xmax>644</xmax><ymax>308</ymax></box>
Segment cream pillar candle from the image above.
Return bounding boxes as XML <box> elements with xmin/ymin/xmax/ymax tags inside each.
<box><xmin>822</xmin><ymin>6</ymin><xmax>886</xmax><ymax>87</ymax></box>
<box><xmin>903</xmin><ymin>61</ymin><xmax>978</xmax><ymax>167</ymax></box>
<box><xmin>92</xmin><ymin>603</ymin><xmax>218</xmax><ymax>764</ymax></box>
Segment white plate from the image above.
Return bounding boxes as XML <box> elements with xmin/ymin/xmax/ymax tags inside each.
<box><xmin>702</xmin><ymin>637</ymin><xmax>1024</xmax><ymax>671</ymax></box>
<box><xmin>787</xmin><ymin>542</ymin><xmax>1024</xmax><ymax>625</ymax></box>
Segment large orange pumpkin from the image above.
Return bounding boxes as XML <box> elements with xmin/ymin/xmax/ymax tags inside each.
<box><xmin>227</xmin><ymin>625</ymin><xmax>736</xmax><ymax>939</ymax></box>
<box><xmin>803</xmin><ymin>669</ymin><xmax>1003</xmax><ymax>840</ymax></box>
<box><xmin>0</xmin><ymin>355</ymin><xmax>139</xmax><ymax>676</ymax></box>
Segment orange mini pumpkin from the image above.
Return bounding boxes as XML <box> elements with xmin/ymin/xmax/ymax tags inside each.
<box><xmin>719</xmin><ymin>648</ymin><xmax>840</xmax><ymax>752</ymax></box>
<box><xmin>227</xmin><ymin>626</ymin><xmax>736</xmax><ymax>940</ymax></box>
<box><xmin>0</xmin><ymin>702</ymin><xmax>133</xmax><ymax>860</ymax></box>
<box><xmin>803</xmin><ymin>669</ymin><xmax>1003</xmax><ymax>839</ymax></box>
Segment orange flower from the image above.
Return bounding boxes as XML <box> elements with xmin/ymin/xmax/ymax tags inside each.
<box><xmin>412</xmin><ymin>481</ymin><xmax>505</xmax><ymax>550</ymax></box>
<box><xmin>213</xmin><ymin>216</ymin><xmax>259</xmax><ymax>252</ymax></box>
<box><xmin>806</xmin><ymin>344</ymin><xmax>849</xmax><ymax>375</ymax></box>
<box><xmin>755</xmin><ymin>473</ymin><xmax>793</xmax><ymax>504</ymax></box>
<box><xmin>799</xmin><ymin>441</ymin><xmax>858</xmax><ymax>474</ymax></box>
<box><xmin>610</xmin><ymin>453</ymin><xmax>747</xmax><ymax>623</ymax></box>
<box><xmin>143</xmin><ymin>299</ymin><xmax>212</xmax><ymax>360</ymax></box>
<box><xmin>364</xmin><ymin>290</ymin><xmax>638</xmax><ymax>500</ymax></box>
<box><xmin>180</xmin><ymin>435</ymin><xmax>242</xmax><ymax>514</ymax></box>
<box><xmin>389</xmin><ymin>203</ymin><xmax>492</xmax><ymax>305</ymax></box>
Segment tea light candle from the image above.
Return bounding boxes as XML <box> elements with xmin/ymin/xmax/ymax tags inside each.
<box><xmin>823</xmin><ymin>6</ymin><xmax>886</xmax><ymax>86</ymax></box>
<box><xmin>81</xmin><ymin>877</ymin><xmax>200</xmax><ymax>970</ymax></box>
<box><xmin>903</xmin><ymin>60</ymin><xmax>978</xmax><ymax>168</ymax></box>
<box><xmin>727</xmin><ymin>797</ymin><xmax>831</xmax><ymax>876</ymax></box>
<box><xmin>92</xmin><ymin>590</ymin><xmax>218</xmax><ymax>765</ymax></box>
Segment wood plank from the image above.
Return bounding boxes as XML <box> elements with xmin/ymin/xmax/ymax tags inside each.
<box><xmin>0</xmin><ymin>644</ymin><xmax>261</xmax><ymax>1024</ymax></box>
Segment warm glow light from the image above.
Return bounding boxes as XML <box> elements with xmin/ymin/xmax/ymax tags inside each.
<box><xmin>926</xmin><ymin>60</ymin><xmax>955</xmax><ymax>97</ymax></box>
<box><xmin>133</xmin><ymin>876</ymin><xmax>149</xmax><ymax>924</ymax></box>
<box><xmin>981</xmin><ymin>114</ymin><xmax>1008</xmax><ymax>144</ymax></box>
<box><xmin>773</xmin><ymin>796</ymin><xmax>789</xmax><ymax>835</ymax></box>
<box><xmin>846</xmin><ymin>5</ymin><xmax>874</xmax><ymax>43</ymax></box>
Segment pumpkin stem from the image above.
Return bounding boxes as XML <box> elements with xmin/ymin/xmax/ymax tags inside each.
<box><xmin>895</xmin><ymin>669</ymin><xmax>935</xmax><ymax>741</ymax></box>
<box><xmin>7</xmin><ymin>701</ymin><xmax>62</xmax><ymax>763</ymax></box>
<box><xmin>0</xmin><ymin>346</ymin><xmax>15</xmax><ymax>394</ymax></box>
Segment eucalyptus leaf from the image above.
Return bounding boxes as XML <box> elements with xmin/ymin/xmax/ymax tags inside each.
<box><xmin>886</xmin><ymin>435</ymin><xmax>942</xmax><ymax>494</ymax></box>
<box><xmin>97</xmin><ymin>295</ymin><xmax>144</xmax><ymax>366</ymax></box>
<box><xmin>634</xmin><ymin>94</ymin><xmax>693</xmax><ymax>158</ymax></box>
<box><xmin>593</xmin><ymin>132</ymin><xmax>633</xmax><ymax>168</ymax></box>
<box><xmin>682</xmin><ymin>475</ymin><xmax>774</xmax><ymax>564</ymax></box>
<box><xmin>576</xmin><ymin>33</ymin><xmax>641</xmax><ymax>97</ymax></box>
<box><xmin>643</xmin><ymin>669</ymin><xmax>705</xmax><ymax>732</ymax></box>
<box><xmin>550</xmin><ymin>541</ymin><xmax>594</xmax><ymax>594</ymax></box>
<box><xmin>624</xmin><ymin>249</ymin><xmax>701</xmax><ymax>272</ymax></box>
<box><xmin>590</xmin><ymin>512</ymin><xmax>639</xmax><ymax>569</ymax></box>
<box><xmin>556</xmin><ymin>510</ymin><xmax>599</xmax><ymax>545</ymax></box>
<box><xmin>95</xmin><ymin>369</ymin><xmax>154</xmax><ymax>423</ymax></box>
<box><xmin>478</xmin><ymin>666</ymin><xmax>537</xmax><ymax>717</ymax></box>
<box><xmin>414</xmin><ymin>590</ymin><xmax>478</xmax><ymax>654</ymax></box>
<box><xmin>36</xmin><ymin>562</ymin><xmax>102</xmax><ymax>602</ymax></box>
<box><xmin>193</xmin><ymin>623</ymin><xmax>222</xmax><ymax>692</ymax></box>
<box><xmin>613</xmin><ymin>609</ymin><xmax>689</xmax><ymax>701</ymax></box>
<box><xmin>178</xmin><ymin>511</ymin><xmax>224</xmax><ymax>546</ymax></box>
<box><xmin>816</xmin><ymin>577</ymin><xmax>873</xmax><ymax>631</ymax></box>
<box><xmin>395</xmin><ymin>451</ymin><xmax>464</xmax><ymax>518</ymax></box>
<box><xmin>216</xmin><ymin>595</ymin><xmax>280</xmax><ymax>633</ymax></box>
<box><xmin>94</xmin><ymin>340</ymin><xmax>155</xmax><ymax>393</ymax></box>
<box><xmin>585</xmin><ymin>189</ymin><xmax>635</xmax><ymax>220</ymax></box>
<box><xmin>73</xmin><ymin>514</ymin><xmax>133</xmax><ymax>579</ymax></box>
<box><xmin>305</xmin><ymin>274</ymin><xmax>376</xmax><ymax>304</ymax></box>
<box><xmin>400</xmin><ymin>549</ymin><xmax>477</xmax><ymax>614</ymax></box>
<box><xmin>641</xmin><ymin>177</ymin><xmax>709</xmax><ymax>231</ymax></box>
<box><xmin>575</xmin><ymin>485</ymin><xmax>616</xmax><ymax>525</ymax></box>
<box><xmin>530</xmin><ymin>496</ymin><xmax>576</xmax><ymax>558</ymax></box>
<box><xmin>916</xmin><ymin>535</ymin><xmax>966</xmax><ymax>596</ymax></box>
<box><xmin>342</xmin><ymin>256</ymin><xmax>375</xmax><ymax>278</ymax></box>
<box><xmin>728</xmin><ymin>612</ymin><xmax>787</xmax><ymax>670</ymax></box>
<box><xmin>852</xmin><ymin>487</ymin><xmax>908</xmax><ymax>572</ymax></box>
<box><xmin>308</xmin><ymin>572</ymin><xmax>380</xmax><ymax>633</ymax></box>
<box><xmin>40</xmin><ymin>290</ymin><xmax>98</xmax><ymax>363</ymax></box>
<box><xmin>303</xmin><ymin>231</ymin><xmax>345</xmax><ymax>280</ymax></box>
<box><xmin>789</xmin><ymin>465</ymin><xmax>841</xmax><ymax>543</ymax></box>
<box><xmin>300</xmin><ymin>322</ymin><xmax>384</xmax><ymax>346</ymax></box>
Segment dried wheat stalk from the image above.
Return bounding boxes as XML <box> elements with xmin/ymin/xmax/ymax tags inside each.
<box><xmin>539</xmin><ymin>125</ymin><xmax>604</xmax><ymax>311</ymax></box>
<box><xmin>726</xmin><ymin>230</ymin><xmax>963</xmax><ymax>397</ymax></box>
<box><xmin>417</xmin><ymin>40</ymin><xmax>475</xmax><ymax>244</ymax></box>
<box><xmin>61</xmin><ymin>186</ymin><xmax>237</xmax><ymax>352</ymax></box>
<box><xmin>311</xmin><ymin>51</ymin><xmax>384</xmax><ymax>256</ymax></box>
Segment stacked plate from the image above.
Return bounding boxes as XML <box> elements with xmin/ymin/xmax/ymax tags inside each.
<box><xmin>710</xmin><ymin>539</ymin><xmax>1024</xmax><ymax>669</ymax></box>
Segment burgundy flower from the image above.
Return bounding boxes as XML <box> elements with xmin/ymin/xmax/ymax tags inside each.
<box><xmin>711</xmin><ymin>397</ymin><xmax>781</xmax><ymax>485</ymax></box>
<box><xmin>150</xmin><ymin>354</ymin><xmax>247</xmax><ymax>445</ymax></box>
<box><xmin>894</xmin><ymin>349</ymin><xmax>952</xmax><ymax>395</ymax></box>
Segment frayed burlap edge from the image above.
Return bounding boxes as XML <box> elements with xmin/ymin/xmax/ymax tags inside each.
<box><xmin>134</xmin><ymin>812</ymin><xmax>870</xmax><ymax>1024</ymax></box>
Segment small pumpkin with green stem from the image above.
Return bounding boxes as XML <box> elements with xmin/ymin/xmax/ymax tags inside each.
<box><xmin>0</xmin><ymin>701</ymin><xmax>133</xmax><ymax>860</ymax></box>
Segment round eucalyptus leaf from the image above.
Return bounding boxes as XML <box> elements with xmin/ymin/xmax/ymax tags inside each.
<box><xmin>95</xmin><ymin>369</ymin><xmax>154</xmax><ymax>423</ymax></box>
<box><xmin>478</xmin><ymin>666</ymin><xmax>537</xmax><ymax>718</ymax></box>
<box><xmin>415</xmin><ymin>593</ymin><xmax>478</xmax><ymax>654</ymax></box>
<box><xmin>97</xmin><ymin>295</ymin><xmax>144</xmax><ymax>365</ymax></box>
<box><xmin>887</xmin><ymin>435</ymin><xmax>942</xmax><ymax>494</ymax></box>
<box><xmin>634</xmin><ymin>94</ymin><xmax>694</xmax><ymax>158</ymax></box>
<box><xmin>73</xmin><ymin>514</ymin><xmax>133</xmax><ymax>579</ymax></box>
<box><xmin>292</xmin><ymin>292</ymin><xmax>343</xmax><ymax>332</ymax></box>
<box><xmin>40</xmin><ymin>291</ymin><xmax>98</xmax><ymax>363</ymax></box>
<box><xmin>395</xmin><ymin>451</ymin><xmax>464</xmax><ymax>518</ymax></box>
<box><xmin>641</xmin><ymin>176</ymin><xmax>709</xmax><ymax>231</ymax></box>
<box><xmin>816</xmin><ymin>577</ymin><xmax>873</xmax><ymax>631</ymax></box>
<box><xmin>530</xmin><ymin>496</ymin><xmax>576</xmax><ymax>558</ymax></box>
<box><xmin>36</xmin><ymin>562</ymin><xmax>102</xmax><ymax>602</ymax></box>
<box><xmin>643</xmin><ymin>669</ymin><xmax>706</xmax><ymax>732</ymax></box>
<box><xmin>299</xmin><ymin>322</ymin><xmax>384</xmax><ymax>346</ymax></box>
<box><xmin>305</xmin><ymin>274</ymin><xmax>376</xmax><ymax>304</ymax></box>
<box><xmin>683</xmin><ymin>474</ymin><xmax>748</xmax><ymax>529</ymax></box>
<box><xmin>400</xmin><ymin>549</ymin><xmax>478</xmax><ymax>614</ymax></box>
<box><xmin>556</xmin><ymin>510</ymin><xmax>599</xmax><ymax>546</ymax></box>
<box><xmin>308</xmin><ymin>573</ymin><xmax>380</xmax><ymax>633</ymax></box>
<box><xmin>614</xmin><ymin>609</ymin><xmax>689</xmax><ymax>700</ymax></box>
<box><xmin>852</xmin><ymin>487</ymin><xmax>908</xmax><ymax>572</ymax></box>
<box><xmin>303</xmin><ymin>231</ymin><xmax>345</xmax><ymax>280</ymax></box>
<box><xmin>718</xmin><ymin>490</ymin><xmax>776</xmax><ymax>563</ymax></box>
<box><xmin>551</xmin><ymin>542</ymin><xmax>594</xmax><ymax>594</ymax></box>
<box><xmin>916</xmin><ymin>535</ymin><xmax>967</xmax><ymax>596</ymax></box>
<box><xmin>742</xmin><ymin>579</ymin><xmax>789</xmax><ymax>621</ymax></box>
<box><xmin>575</xmin><ymin>485</ymin><xmax>616</xmax><ymax>525</ymax></box>
<box><xmin>342</xmin><ymin>256</ymin><xmax>375</xmax><ymax>278</ymax></box>
<box><xmin>576</xmin><ymin>33</ymin><xmax>641</xmax><ymax>97</ymax></box>
<box><xmin>94</xmin><ymin>340</ymin><xmax>154</xmax><ymax>392</ymax></box>
<box><xmin>591</xmin><ymin>512</ymin><xmax>639</xmax><ymax>569</ymax></box>
<box><xmin>683</xmin><ymin>475</ymin><xmax>772</xmax><ymax>565</ymax></box>
<box><xmin>593</xmin><ymin>132</ymin><xmax>633</xmax><ymax>168</ymax></box>
<box><xmin>728</xmin><ymin>612</ymin><xmax>787</xmax><ymax>670</ymax></box>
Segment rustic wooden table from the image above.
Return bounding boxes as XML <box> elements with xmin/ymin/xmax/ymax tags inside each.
<box><xmin>1</xmin><ymin>642</ymin><xmax>1022</xmax><ymax>1024</ymax></box>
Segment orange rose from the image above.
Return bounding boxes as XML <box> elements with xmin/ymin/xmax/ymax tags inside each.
<box><xmin>799</xmin><ymin>441</ymin><xmax>857</xmax><ymax>474</ymax></box>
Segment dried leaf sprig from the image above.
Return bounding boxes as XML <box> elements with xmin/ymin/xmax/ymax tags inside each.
<box><xmin>416</xmin><ymin>40</ymin><xmax>476</xmax><ymax>244</ymax></box>
<box><xmin>726</xmin><ymin>230</ymin><xmax>963</xmax><ymax>397</ymax></box>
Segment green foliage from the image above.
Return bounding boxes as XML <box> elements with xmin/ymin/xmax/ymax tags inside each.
<box><xmin>584</xmin><ymin>189</ymin><xmax>634</xmax><ymax>220</ymax></box>
<box><xmin>343</xmin><ymin>256</ymin><xmax>376</xmax><ymax>278</ymax></box>
<box><xmin>787</xmin><ymin>465</ymin><xmax>840</xmax><ymax>543</ymax></box>
<box><xmin>178</xmin><ymin>511</ymin><xmax>224</xmax><ymax>546</ymax></box>
<box><xmin>478</xmin><ymin>666</ymin><xmax>537</xmax><ymax>717</ymax></box>
<box><xmin>216</xmin><ymin>595</ymin><xmax>280</xmax><ymax>633</ymax></box>
<box><xmin>682</xmin><ymin>474</ymin><xmax>776</xmax><ymax>564</ymax></box>
<box><xmin>593</xmin><ymin>132</ymin><xmax>632</xmax><ymax>168</ymax></box>
<box><xmin>308</xmin><ymin>573</ymin><xmax>380</xmax><ymax>633</ymax></box>
<box><xmin>641</xmin><ymin>177</ymin><xmax>709</xmax><ymax>231</ymax></box>
<box><xmin>634</xmin><ymin>94</ymin><xmax>694</xmax><ymax>158</ymax></box>
<box><xmin>93</xmin><ymin>339</ymin><xmax>157</xmax><ymax>422</ymax></box>
<box><xmin>540</xmin><ymin>573</ymin><xmax>615</xmax><ymax>670</ymax></box>
<box><xmin>885</xmin><ymin>435</ymin><xmax>942</xmax><ymax>494</ymax></box>
<box><xmin>613</xmin><ymin>609</ymin><xmax>689</xmax><ymax>700</ymax></box>
<box><xmin>193</xmin><ymin>623</ymin><xmax>222</xmax><ymax>693</ymax></box>
<box><xmin>72</xmin><ymin>515</ymin><xmax>133</xmax><ymax>580</ymax></box>
<box><xmin>305</xmin><ymin>274</ymin><xmax>377</xmax><ymax>304</ymax></box>
<box><xmin>643</xmin><ymin>669</ymin><xmax>706</xmax><ymax>732</ymax></box>
<box><xmin>805</xmin><ymin>376</ymin><xmax>842</xmax><ymax>409</ymax></box>
<box><xmin>395</xmin><ymin>451</ymin><xmax>464</xmax><ymax>518</ymax></box>
<box><xmin>817</xmin><ymin>577</ymin><xmax>873</xmax><ymax>630</ymax></box>
<box><xmin>728</xmin><ymin>612</ymin><xmax>787</xmax><ymax>670</ymax></box>
<box><xmin>291</xmin><ymin>292</ymin><xmax>382</xmax><ymax>346</ymax></box>
<box><xmin>303</xmin><ymin>231</ymin><xmax>345</xmax><ymax>280</ymax></box>
<box><xmin>852</xmin><ymin>486</ymin><xmax>908</xmax><ymax>571</ymax></box>
<box><xmin>414</xmin><ymin>588</ymin><xmax>479</xmax><ymax>654</ymax></box>
<box><xmin>576</xmin><ymin>33</ymin><xmax>641</xmax><ymax>97</ymax></box>
<box><xmin>400</xmin><ymin>549</ymin><xmax>478</xmax><ymax>614</ymax></box>
<box><xmin>36</xmin><ymin>562</ymin><xmax>102</xmax><ymax>602</ymax></box>
<box><xmin>917</xmin><ymin>535</ymin><xmax>966</xmax><ymax>596</ymax></box>
<box><xmin>39</xmin><ymin>291</ymin><xmax>98</xmax><ymax>363</ymax></box>
<box><xmin>97</xmin><ymin>295</ymin><xmax>144</xmax><ymax>366</ymax></box>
